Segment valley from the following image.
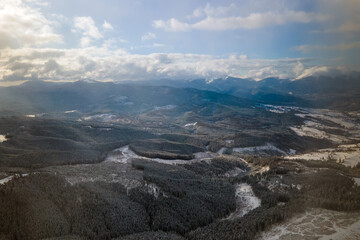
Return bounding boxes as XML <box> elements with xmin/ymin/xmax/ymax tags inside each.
<box><xmin>0</xmin><ymin>80</ymin><xmax>359</xmax><ymax>240</ymax></box>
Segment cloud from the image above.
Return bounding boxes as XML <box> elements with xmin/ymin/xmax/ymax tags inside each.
<box><xmin>294</xmin><ymin>66</ymin><xmax>349</xmax><ymax>80</ymax></box>
<box><xmin>102</xmin><ymin>20</ymin><xmax>113</xmax><ymax>31</ymax></box>
<box><xmin>73</xmin><ymin>16</ymin><xmax>103</xmax><ymax>47</ymax></box>
<box><xmin>153</xmin><ymin>3</ymin><xmax>328</xmax><ymax>31</ymax></box>
<box><xmin>294</xmin><ymin>41</ymin><xmax>360</xmax><ymax>53</ymax></box>
<box><xmin>141</xmin><ymin>32</ymin><xmax>156</xmax><ymax>41</ymax></box>
<box><xmin>0</xmin><ymin>46</ymin><xmax>323</xmax><ymax>82</ymax></box>
<box><xmin>0</xmin><ymin>0</ymin><xmax>62</xmax><ymax>48</ymax></box>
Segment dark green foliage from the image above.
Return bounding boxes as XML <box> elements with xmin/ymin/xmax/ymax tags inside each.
<box><xmin>187</xmin><ymin>175</ymin><xmax>302</xmax><ymax>240</ymax></box>
<box><xmin>0</xmin><ymin>174</ymin><xmax>150</xmax><ymax>240</ymax></box>
<box><xmin>129</xmin><ymin>139</ymin><xmax>203</xmax><ymax>160</ymax></box>
<box><xmin>183</xmin><ymin>156</ymin><xmax>248</xmax><ymax>176</ymax></box>
<box><xmin>299</xmin><ymin>169</ymin><xmax>360</xmax><ymax>211</ymax></box>
<box><xmin>298</xmin><ymin>159</ymin><xmax>360</xmax><ymax>177</ymax></box>
<box><xmin>160</xmin><ymin>134</ymin><xmax>208</xmax><ymax>149</ymax></box>
<box><xmin>117</xmin><ymin>231</ymin><xmax>186</xmax><ymax>240</ymax></box>
<box><xmin>130</xmin><ymin>159</ymin><xmax>236</xmax><ymax>234</ymax></box>
<box><xmin>0</xmin><ymin>117</ymin><xmax>156</xmax><ymax>168</ymax></box>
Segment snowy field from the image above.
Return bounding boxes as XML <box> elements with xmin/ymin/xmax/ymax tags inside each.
<box><xmin>291</xmin><ymin>108</ymin><xmax>360</xmax><ymax>143</ymax></box>
<box><xmin>286</xmin><ymin>143</ymin><xmax>360</xmax><ymax>167</ymax></box>
<box><xmin>225</xmin><ymin>183</ymin><xmax>261</xmax><ymax>220</ymax></box>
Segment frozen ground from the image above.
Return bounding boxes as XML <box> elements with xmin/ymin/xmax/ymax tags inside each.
<box><xmin>291</xmin><ymin>108</ymin><xmax>360</xmax><ymax>144</ymax></box>
<box><xmin>224</xmin><ymin>183</ymin><xmax>261</xmax><ymax>220</ymax></box>
<box><xmin>256</xmin><ymin>208</ymin><xmax>360</xmax><ymax>240</ymax></box>
<box><xmin>286</xmin><ymin>143</ymin><xmax>360</xmax><ymax>167</ymax></box>
<box><xmin>290</xmin><ymin>122</ymin><xmax>347</xmax><ymax>144</ymax></box>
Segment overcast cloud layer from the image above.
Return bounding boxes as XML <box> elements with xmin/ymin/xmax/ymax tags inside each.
<box><xmin>0</xmin><ymin>0</ymin><xmax>359</xmax><ymax>85</ymax></box>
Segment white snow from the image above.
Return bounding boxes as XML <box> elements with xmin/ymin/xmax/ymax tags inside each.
<box><xmin>26</xmin><ymin>114</ymin><xmax>36</xmax><ymax>118</ymax></box>
<box><xmin>225</xmin><ymin>183</ymin><xmax>261</xmax><ymax>220</ymax></box>
<box><xmin>184</xmin><ymin>122</ymin><xmax>197</xmax><ymax>127</ymax></box>
<box><xmin>0</xmin><ymin>175</ymin><xmax>14</xmax><ymax>184</ymax></box>
<box><xmin>64</xmin><ymin>110</ymin><xmax>77</xmax><ymax>113</ymax></box>
<box><xmin>144</xmin><ymin>182</ymin><xmax>168</xmax><ymax>199</ymax></box>
<box><xmin>0</xmin><ymin>173</ymin><xmax>29</xmax><ymax>185</ymax></box>
<box><xmin>0</xmin><ymin>134</ymin><xmax>7</xmax><ymax>143</ymax></box>
<box><xmin>261</xmin><ymin>104</ymin><xmax>300</xmax><ymax>114</ymax></box>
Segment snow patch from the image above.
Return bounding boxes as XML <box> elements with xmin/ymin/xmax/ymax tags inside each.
<box><xmin>184</xmin><ymin>122</ymin><xmax>197</xmax><ymax>127</ymax></box>
<box><xmin>225</xmin><ymin>183</ymin><xmax>261</xmax><ymax>220</ymax></box>
<box><xmin>0</xmin><ymin>135</ymin><xmax>7</xmax><ymax>143</ymax></box>
<box><xmin>144</xmin><ymin>182</ymin><xmax>168</xmax><ymax>199</ymax></box>
<box><xmin>64</xmin><ymin>110</ymin><xmax>77</xmax><ymax>113</ymax></box>
<box><xmin>0</xmin><ymin>173</ymin><xmax>29</xmax><ymax>185</ymax></box>
<box><xmin>260</xmin><ymin>104</ymin><xmax>300</xmax><ymax>114</ymax></box>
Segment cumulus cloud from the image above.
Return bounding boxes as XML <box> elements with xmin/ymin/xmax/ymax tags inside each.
<box><xmin>0</xmin><ymin>0</ymin><xmax>62</xmax><ymax>48</ymax></box>
<box><xmin>0</xmin><ymin>46</ymin><xmax>322</xmax><ymax>82</ymax></box>
<box><xmin>153</xmin><ymin>3</ymin><xmax>328</xmax><ymax>31</ymax></box>
<box><xmin>73</xmin><ymin>16</ymin><xmax>103</xmax><ymax>47</ymax></box>
<box><xmin>0</xmin><ymin>0</ymin><xmax>357</xmax><ymax>84</ymax></box>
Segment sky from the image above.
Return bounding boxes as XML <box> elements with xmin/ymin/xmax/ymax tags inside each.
<box><xmin>0</xmin><ymin>0</ymin><xmax>359</xmax><ymax>85</ymax></box>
